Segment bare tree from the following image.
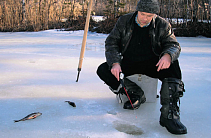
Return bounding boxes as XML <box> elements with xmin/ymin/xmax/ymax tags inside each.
<box><xmin>22</xmin><ymin>0</ymin><xmax>26</xmax><ymax>24</ymax></box>
<box><xmin>209</xmin><ymin>0</ymin><xmax>211</xmax><ymax>21</ymax></box>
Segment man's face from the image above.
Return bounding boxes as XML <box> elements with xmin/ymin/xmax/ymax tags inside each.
<box><xmin>137</xmin><ymin>11</ymin><xmax>155</xmax><ymax>27</ymax></box>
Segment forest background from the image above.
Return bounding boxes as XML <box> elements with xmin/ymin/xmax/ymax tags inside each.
<box><xmin>0</xmin><ymin>0</ymin><xmax>211</xmax><ymax>37</ymax></box>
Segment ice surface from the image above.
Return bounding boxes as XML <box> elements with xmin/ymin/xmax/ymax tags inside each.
<box><xmin>0</xmin><ymin>30</ymin><xmax>211</xmax><ymax>138</ymax></box>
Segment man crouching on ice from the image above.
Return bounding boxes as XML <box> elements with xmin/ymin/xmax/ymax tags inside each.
<box><xmin>96</xmin><ymin>0</ymin><xmax>187</xmax><ymax>135</ymax></box>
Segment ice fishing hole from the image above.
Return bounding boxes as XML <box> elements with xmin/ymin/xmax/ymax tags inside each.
<box><xmin>113</xmin><ymin>121</ymin><xmax>144</xmax><ymax>135</ymax></box>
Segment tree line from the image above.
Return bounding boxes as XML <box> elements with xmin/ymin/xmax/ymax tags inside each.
<box><xmin>0</xmin><ymin>0</ymin><xmax>210</xmax><ymax>36</ymax></box>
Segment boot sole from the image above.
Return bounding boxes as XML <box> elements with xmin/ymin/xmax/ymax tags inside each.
<box><xmin>123</xmin><ymin>98</ymin><xmax>146</xmax><ymax>110</ymax></box>
<box><xmin>159</xmin><ymin>121</ymin><xmax>187</xmax><ymax>134</ymax></box>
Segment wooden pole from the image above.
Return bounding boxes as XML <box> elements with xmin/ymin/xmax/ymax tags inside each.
<box><xmin>76</xmin><ymin>0</ymin><xmax>93</xmax><ymax>82</ymax></box>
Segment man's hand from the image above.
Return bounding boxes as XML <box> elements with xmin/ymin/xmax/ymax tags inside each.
<box><xmin>111</xmin><ymin>63</ymin><xmax>122</xmax><ymax>81</ymax></box>
<box><xmin>156</xmin><ymin>53</ymin><xmax>171</xmax><ymax>72</ymax></box>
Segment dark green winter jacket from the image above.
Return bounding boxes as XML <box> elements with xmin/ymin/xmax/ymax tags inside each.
<box><xmin>105</xmin><ymin>11</ymin><xmax>181</xmax><ymax>67</ymax></box>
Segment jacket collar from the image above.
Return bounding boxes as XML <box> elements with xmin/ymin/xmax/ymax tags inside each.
<box><xmin>128</xmin><ymin>11</ymin><xmax>157</xmax><ymax>29</ymax></box>
<box><xmin>127</xmin><ymin>11</ymin><xmax>138</xmax><ymax>25</ymax></box>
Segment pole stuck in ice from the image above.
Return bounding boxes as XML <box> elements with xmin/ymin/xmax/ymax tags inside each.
<box><xmin>76</xmin><ymin>0</ymin><xmax>93</xmax><ymax>82</ymax></box>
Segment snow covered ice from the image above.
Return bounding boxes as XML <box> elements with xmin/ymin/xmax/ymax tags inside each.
<box><xmin>0</xmin><ymin>30</ymin><xmax>211</xmax><ymax>138</ymax></box>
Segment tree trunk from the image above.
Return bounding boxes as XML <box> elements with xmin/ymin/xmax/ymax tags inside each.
<box><xmin>193</xmin><ymin>0</ymin><xmax>199</xmax><ymax>23</ymax></box>
<box><xmin>1</xmin><ymin>1</ymin><xmax>6</xmax><ymax>28</ymax></box>
<box><xmin>22</xmin><ymin>0</ymin><xmax>26</xmax><ymax>24</ymax></box>
<box><xmin>160</xmin><ymin>0</ymin><xmax>163</xmax><ymax>16</ymax></box>
<box><xmin>168</xmin><ymin>0</ymin><xmax>171</xmax><ymax>22</ymax></box>
<box><xmin>95</xmin><ymin>0</ymin><xmax>98</xmax><ymax>7</ymax></box>
<box><xmin>209</xmin><ymin>0</ymin><xmax>211</xmax><ymax>22</ymax></box>
<box><xmin>82</xmin><ymin>0</ymin><xmax>85</xmax><ymax>17</ymax></box>
<box><xmin>191</xmin><ymin>0</ymin><xmax>193</xmax><ymax>22</ymax></box>
<box><xmin>114</xmin><ymin>0</ymin><xmax>116</xmax><ymax>18</ymax></box>
<box><xmin>186</xmin><ymin>0</ymin><xmax>189</xmax><ymax>26</ymax></box>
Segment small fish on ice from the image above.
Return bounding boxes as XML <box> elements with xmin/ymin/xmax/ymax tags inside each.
<box><xmin>14</xmin><ymin>112</ymin><xmax>42</xmax><ymax>123</ymax></box>
<box><xmin>65</xmin><ymin>101</ymin><xmax>76</xmax><ymax>107</ymax></box>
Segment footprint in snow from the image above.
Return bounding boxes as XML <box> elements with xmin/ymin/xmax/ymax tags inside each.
<box><xmin>107</xmin><ymin>110</ymin><xmax>117</xmax><ymax>115</ymax></box>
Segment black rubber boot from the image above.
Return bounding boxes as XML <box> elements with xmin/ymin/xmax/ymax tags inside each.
<box><xmin>122</xmin><ymin>78</ymin><xmax>146</xmax><ymax>110</ymax></box>
<box><xmin>159</xmin><ymin>78</ymin><xmax>187</xmax><ymax>134</ymax></box>
<box><xmin>123</xmin><ymin>94</ymin><xmax>146</xmax><ymax>110</ymax></box>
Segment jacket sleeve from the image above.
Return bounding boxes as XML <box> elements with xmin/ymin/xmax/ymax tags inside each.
<box><xmin>105</xmin><ymin>17</ymin><xmax>123</xmax><ymax>67</ymax></box>
<box><xmin>159</xmin><ymin>22</ymin><xmax>181</xmax><ymax>62</ymax></box>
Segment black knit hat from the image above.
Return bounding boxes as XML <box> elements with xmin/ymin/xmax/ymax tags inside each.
<box><xmin>136</xmin><ymin>0</ymin><xmax>160</xmax><ymax>14</ymax></box>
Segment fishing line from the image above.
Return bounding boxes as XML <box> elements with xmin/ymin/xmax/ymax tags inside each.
<box><xmin>119</xmin><ymin>72</ymin><xmax>137</xmax><ymax>118</ymax></box>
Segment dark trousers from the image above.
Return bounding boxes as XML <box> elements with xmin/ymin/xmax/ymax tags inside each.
<box><xmin>97</xmin><ymin>57</ymin><xmax>182</xmax><ymax>90</ymax></box>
